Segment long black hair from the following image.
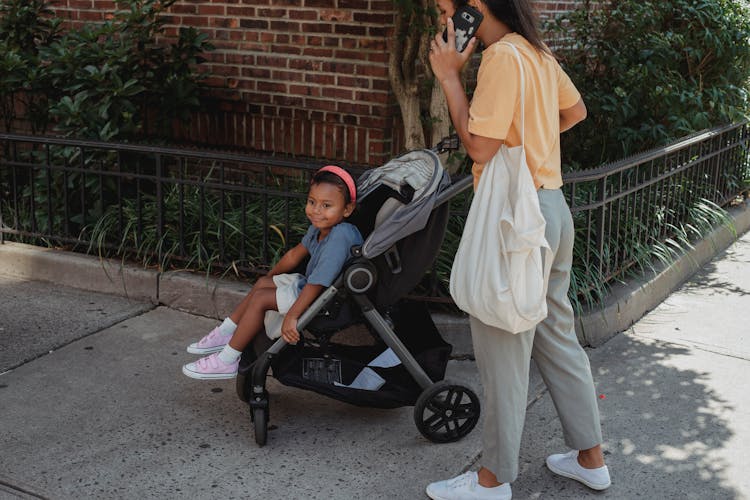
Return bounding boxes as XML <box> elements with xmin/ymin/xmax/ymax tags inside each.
<box><xmin>479</xmin><ymin>0</ymin><xmax>550</xmax><ymax>54</ymax></box>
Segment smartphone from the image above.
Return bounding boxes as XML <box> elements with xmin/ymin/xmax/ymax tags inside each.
<box><xmin>442</xmin><ymin>5</ymin><xmax>483</xmax><ymax>52</ymax></box>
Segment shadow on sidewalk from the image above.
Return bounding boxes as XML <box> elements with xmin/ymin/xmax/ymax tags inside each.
<box><xmin>517</xmin><ymin>334</ymin><xmax>740</xmax><ymax>499</ymax></box>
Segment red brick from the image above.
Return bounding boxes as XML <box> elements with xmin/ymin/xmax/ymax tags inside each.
<box><xmin>272</xmin><ymin>70</ymin><xmax>304</xmax><ymax>82</ymax></box>
<box><xmin>305</xmin><ymin>73</ymin><xmax>336</xmax><ymax>85</ymax></box>
<box><xmin>289</xmin><ymin>9</ymin><xmax>317</xmax><ymax>20</ymax></box>
<box><xmin>270</xmin><ymin>20</ymin><xmax>301</xmax><ymax>31</ymax></box>
<box><xmin>289</xmin><ymin>85</ymin><xmax>321</xmax><ymax>97</ymax></box>
<box><xmin>211</xmin><ymin>17</ymin><xmax>240</xmax><ymax>29</ymax></box>
<box><xmin>78</xmin><ymin>10</ymin><xmax>105</xmax><ymax>21</ymax></box>
<box><xmin>353</xmin><ymin>12</ymin><xmax>393</xmax><ymax>24</ymax></box>
<box><xmin>303</xmin><ymin>47</ymin><xmax>333</xmax><ymax>58</ymax></box>
<box><xmin>227</xmin><ymin>6</ymin><xmax>256</xmax><ymax>16</ymax></box>
<box><xmin>257</xmin><ymin>81</ymin><xmax>287</xmax><ymax>93</ymax></box>
<box><xmin>320</xmin><ymin>10</ymin><xmax>351</xmax><ymax>22</ymax></box>
<box><xmin>257</xmin><ymin>8</ymin><xmax>288</xmax><ymax>18</ymax></box>
<box><xmin>322</xmin><ymin>88</ymin><xmax>353</xmax><ymax>100</ymax></box>
<box><xmin>68</xmin><ymin>0</ymin><xmax>93</xmax><ymax>8</ymax></box>
<box><xmin>199</xmin><ymin>5</ymin><xmax>225</xmax><ymax>15</ymax></box>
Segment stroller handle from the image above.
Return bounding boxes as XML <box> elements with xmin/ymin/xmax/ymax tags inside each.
<box><xmin>430</xmin><ymin>134</ymin><xmax>474</xmax><ymax>206</ymax></box>
<box><xmin>431</xmin><ymin>134</ymin><xmax>460</xmax><ymax>154</ymax></box>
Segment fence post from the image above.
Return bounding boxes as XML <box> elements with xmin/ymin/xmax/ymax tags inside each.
<box><xmin>593</xmin><ymin>176</ymin><xmax>607</xmax><ymax>280</ymax></box>
<box><xmin>156</xmin><ymin>153</ymin><xmax>164</xmax><ymax>267</ymax></box>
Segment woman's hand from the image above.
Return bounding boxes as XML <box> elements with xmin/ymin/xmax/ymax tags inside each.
<box><xmin>281</xmin><ymin>315</ymin><xmax>300</xmax><ymax>344</ymax></box>
<box><xmin>428</xmin><ymin>18</ymin><xmax>478</xmax><ymax>84</ymax></box>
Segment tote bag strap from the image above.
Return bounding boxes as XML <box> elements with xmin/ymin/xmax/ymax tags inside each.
<box><xmin>499</xmin><ymin>42</ymin><xmax>525</xmax><ymax>145</ymax></box>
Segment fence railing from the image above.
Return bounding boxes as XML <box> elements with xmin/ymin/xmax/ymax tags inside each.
<box><xmin>1</xmin><ymin>122</ymin><xmax>748</xmax><ymax>304</ymax></box>
<box><xmin>561</xmin><ymin>122</ymin><xmax>749</xmax><ymax>291</ymax></box>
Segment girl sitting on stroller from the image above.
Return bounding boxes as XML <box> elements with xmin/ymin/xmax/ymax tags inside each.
<box><xmin>183</xmin><ymin>166</ymin><xmax>363</xmax><ymax>380</ymax></box>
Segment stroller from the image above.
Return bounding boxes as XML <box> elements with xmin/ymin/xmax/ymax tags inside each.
<box><xmin>236</xmin><ymin>136</ymin><xmax>479</xmax><ymax>446</ymax></box>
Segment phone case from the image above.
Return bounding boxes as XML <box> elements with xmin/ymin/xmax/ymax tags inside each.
<box><xmin>442</xmin><ymin>5</ymin><xmax>484</xmax><ymax>52</ymax></box>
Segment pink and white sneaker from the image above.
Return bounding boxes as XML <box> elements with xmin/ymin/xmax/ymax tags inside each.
<box><xmin>182</xmin><ymin>353</ymin><xmax>239</xmax><ymax>380</ymax></box>
<box><xmin>187</xmin><ymin>327</ymin><xmax>232</xmax><ymax>355</ymax></box>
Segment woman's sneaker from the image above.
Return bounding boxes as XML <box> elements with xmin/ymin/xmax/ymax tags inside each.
<box><xmin>426</xmin><ymin>471</ymin><xmax>512</xmax><ymax>500</ymax></box>
<box><xmin>182</xmin><ymin>353</ymin><xmax>239</xmax><ymax>380</ymax></box>
<box><xmin>546</xmin><ymin>450</ymin><xmax>611</xmax><ymax>490</ymax></box>
<box><xmin>187</xmin><ymin>326</ymin><xmax>232</xmax><ymax>354</ymax></box>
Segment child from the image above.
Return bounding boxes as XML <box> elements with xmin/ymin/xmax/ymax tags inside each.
<box><xmin>183</xmin><ymin>166</ymin><xmax>363</xmax><ymax>380</ymax></box>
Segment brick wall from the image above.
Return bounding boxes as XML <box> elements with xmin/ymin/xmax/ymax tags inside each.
<box><xmin>50</xmin><ymin>1</ymin><xmax>579</xmax><ymax>166</ymax></box>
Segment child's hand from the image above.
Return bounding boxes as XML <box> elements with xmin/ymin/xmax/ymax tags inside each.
<box><xmin>281</xmin><ymin>316</ymin><xmax>300</xmax><ymax>344</ymax></box>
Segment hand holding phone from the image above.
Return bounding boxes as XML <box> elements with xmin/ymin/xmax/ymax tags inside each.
<box><xmin>442</xmin><ymin>5</ymin><xmax>483</xmax><ymax>52</ymax></box>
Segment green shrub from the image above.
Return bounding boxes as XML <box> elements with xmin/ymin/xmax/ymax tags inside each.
<box><xmin>547</xmin><ymin>0</ymin><xmax>750</xmax><ymax>170</ymax></box>
<box><xmin>0</xmin><ymin>0</ymin><xmax>61</xmax><ymax>133</ymax></box>
<box><xmin>0</xmin><ymin>0</ymin><xmax>213</xmax><ymax>141</ymax></box>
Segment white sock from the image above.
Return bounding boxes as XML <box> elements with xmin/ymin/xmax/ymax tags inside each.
<box><xmin>218</xmin><ymin>344</ymin><xmax>242</xmax><ymax>364</ymax></box>
<box><xmin>218</xmin><ymin>317</ymin><xmax>237</xmax><ymax>336</ymax></box>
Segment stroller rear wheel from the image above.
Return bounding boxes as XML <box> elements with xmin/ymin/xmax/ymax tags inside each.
<box><xmin>414</xmin><ymin>381</ymin><xmax>480</xmax><ymax>443</ymax></box>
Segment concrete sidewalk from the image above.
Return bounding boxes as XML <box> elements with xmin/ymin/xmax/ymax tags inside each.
<box><xmin>1</xmin><ymin>227</ymin><xmax>749</xmax><ymax>498</ymax></box>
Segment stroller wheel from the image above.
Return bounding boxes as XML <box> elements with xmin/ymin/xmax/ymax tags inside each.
<box><xmin>414</xmin><ymin>381</ymin><xmax>480</xmax><ymax>443</ymax></box>
<box><xmin>252</xmin><ymin>407</ymin><xmax>268</xmax><ymax>446</ymax></box>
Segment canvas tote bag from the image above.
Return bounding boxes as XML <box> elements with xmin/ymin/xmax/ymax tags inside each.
<box><xmin>449</xmin><ymin>42</ymin><xmax>552</xmax><ymax>334</ymax></box>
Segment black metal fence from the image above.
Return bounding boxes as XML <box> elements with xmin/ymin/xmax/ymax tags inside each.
<box><xmin>1</xmin><ymin>122</ymin><xmax>748</xmax><ymax>303</ymax></box>
<box><xmin>562</xmin><ymin>122</ymin><xmax>749</xmax><ymax>293</ymax></box>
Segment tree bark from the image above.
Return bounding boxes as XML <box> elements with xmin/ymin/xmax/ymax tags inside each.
<box><xmin>388</xmin><ymin>2</ymin><xmax>430</xmax><ymax>151</ymax></box>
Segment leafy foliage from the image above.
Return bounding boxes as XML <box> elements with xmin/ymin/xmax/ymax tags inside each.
<box><xmin>0</xmin><ymin>0</ymin><xmax>213</xmax><ymax>141</ymax></box>
<box><xmin>547</xmin><ymin>0</ymin><xmax>750</xmax><ymax>170</ymax></box>
<box><xmin>0</xmin><ymin>0</ymin><xmax>61</xmax><ymax>132</ymax></box>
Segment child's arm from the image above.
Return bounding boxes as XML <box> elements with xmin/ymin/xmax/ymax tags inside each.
<box><xmin>280</xmin><ymin>283</ymin><xmax>324</xmax><ymax>344</ymax></box>
<box><xmin>267</xmin><ymin>243</ymin><xmax>309</xmax><ymax>277</ymax></box>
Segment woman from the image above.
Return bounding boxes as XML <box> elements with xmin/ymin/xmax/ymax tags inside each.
<box><xmin>426</xmin><ymin>1</ymin><xmax>611</xmax><ymax>498</ymax></box>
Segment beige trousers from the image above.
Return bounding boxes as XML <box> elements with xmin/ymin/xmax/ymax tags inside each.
<box><xmin>469</xmin><ymin>188</ymin><xmax>602</xmax><ymax>483</ymax></box>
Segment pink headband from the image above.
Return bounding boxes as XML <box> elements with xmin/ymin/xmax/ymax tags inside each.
<box><xmin>315</xmin><ymin>165</ymin><xmax>357</xmax><ymax>204</ymax></box>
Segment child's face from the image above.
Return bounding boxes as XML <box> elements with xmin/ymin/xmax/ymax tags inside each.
<box><xmin>305</xmin><ymin>182</ymin><xmax>354</xmax><ymax>234</ymax></box>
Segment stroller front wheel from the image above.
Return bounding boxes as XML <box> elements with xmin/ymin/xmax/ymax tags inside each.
<box><xmin>414</xmin><ymin>381</ymin><xmax>480</xmax><ymax>443</ymax></box>
<box><xmin>252</xmin><ymin>407</ymin><xmax>268</xmax><ymax>446</ymax></box>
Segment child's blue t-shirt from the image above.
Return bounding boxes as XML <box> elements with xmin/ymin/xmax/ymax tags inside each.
<box><xmin>299</xmin><ymin>222</ymin><xmax>363</xmax><ymax>290</ymax></box>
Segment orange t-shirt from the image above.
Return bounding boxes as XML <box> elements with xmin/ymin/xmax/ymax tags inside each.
<box><xmin>468</xmin><ymin>33</ymin><xmax>581</xmax><ymax>190</ymax></box>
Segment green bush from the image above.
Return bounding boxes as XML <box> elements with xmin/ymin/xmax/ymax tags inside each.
<box><xmin>547</xmin><ymin>0</ymin><xmax>750</xmax><ymax>170</ymax></box>
<box><xmin>0</xmin><ymin>0</ymin><xmax>61</xmax><ymax>133</ymax></box>
<box><xmin>0</xmin><ymin>0</ymin><xmax>213</xmax><ymax>141</ymax></box>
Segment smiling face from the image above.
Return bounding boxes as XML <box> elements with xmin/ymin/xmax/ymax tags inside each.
<box><xmin>305</xmin><ymin>181</ymin><xmax>354</xmax><ymax>238</ymax></box>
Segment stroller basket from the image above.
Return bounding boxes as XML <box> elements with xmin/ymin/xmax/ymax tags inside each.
<box><xmin>270</xmin><ymin>301</ymin><xmax>451</xmax><ymax>409</ymax></box>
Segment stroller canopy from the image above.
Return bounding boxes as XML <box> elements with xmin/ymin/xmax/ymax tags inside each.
<box><xmin>356</xmin><ymin>149</ymin><xmax>450</xmax><ymax>259</ymax></box>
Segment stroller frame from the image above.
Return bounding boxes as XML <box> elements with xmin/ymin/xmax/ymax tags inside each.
<box><xmin>237</xmin><ymin>136</ymin><xmax>478</xmax><ymax>446</ymax></box>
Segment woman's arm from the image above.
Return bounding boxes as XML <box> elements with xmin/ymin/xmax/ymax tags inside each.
<box><xmin>560</xmin><ymin>98</ymin><xmax>587</xmax><ymax>133</ymax></box>
<box><xmin>429</xmin><ymin>19</ymin><xmax>503</xmax><ymax>164</ymax></box>
<box><xmin>280</xmin><ymin>283</ymin><xmax>324</xmax><ymax>343</ymax></box>
<box><xmin>267</xmin><ymin>243</ymin><xmax>309</xmax><ymax>277</ymax></box>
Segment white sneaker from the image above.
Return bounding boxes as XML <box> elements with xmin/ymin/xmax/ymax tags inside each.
<box><xmin>426</xmin><ymin>471</ymin><xmax>512</xmax><ymax>500</ymax></box>
<box><xmin>546</xmin><ymin>450</ymin><xmax>611</xmax><ymax>490</ymax></box>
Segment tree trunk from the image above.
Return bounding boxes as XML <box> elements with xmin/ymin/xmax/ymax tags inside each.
<box><xmin>388</xmin><ymin>9</ymin><xmax>424</xmax><ymax>150</ymax></box>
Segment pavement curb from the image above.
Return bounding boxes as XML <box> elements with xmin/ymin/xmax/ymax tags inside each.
<box><xmin>1</xmin><ymin>196</ymin><xmax>747</xmax><ymax>348</ymax></box>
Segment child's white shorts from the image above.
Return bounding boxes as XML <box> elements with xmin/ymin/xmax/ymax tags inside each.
<box><xmin>272</xmin><ymin>273</ymin><xmax>305</xmax><ymax>314</ymax></box>
<box><xmin>264</xmin><ymin>273</ymin><xmax>305</xmax><ymax>340</ymax></box>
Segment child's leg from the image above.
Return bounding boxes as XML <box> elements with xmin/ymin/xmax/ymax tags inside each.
<box><xmin>227</xmin><ymin>286</ymin><xmax>278</xmax><ymax>352</ymax></box>
<box><xmin>182</xmin><ymin>288</ymin><xmax>279</xmax><ymax>380</ymax></box>
<box><xmin>187</xmin><ymin>276</ymin><xmax>277</xmax><ymax>355</ymax></box>
<box><xmin>229</xmin><ymin>275</ymin><xmax>276</xmax><ymax>324</ymax></box>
